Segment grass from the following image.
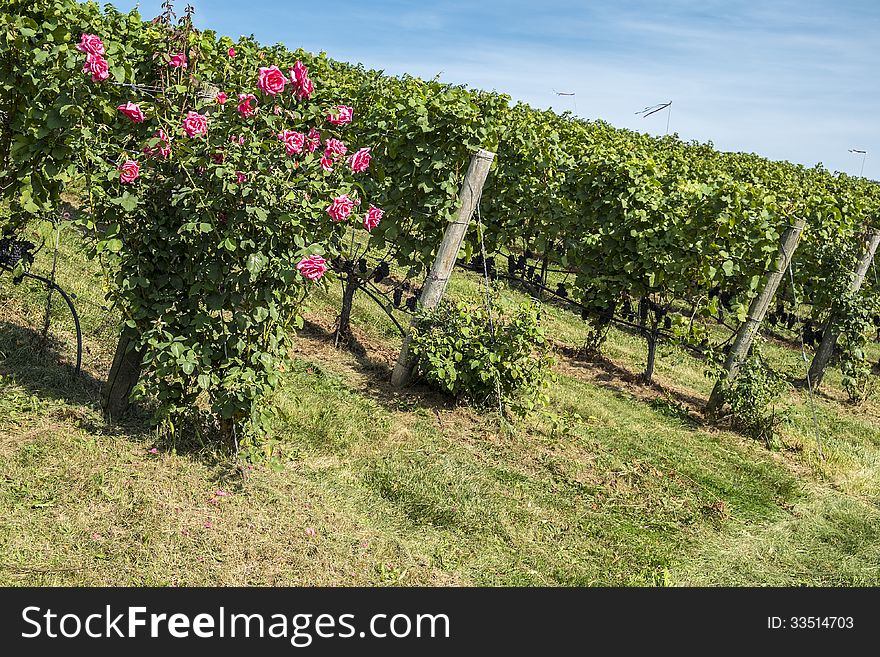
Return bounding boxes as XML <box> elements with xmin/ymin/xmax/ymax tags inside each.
<box><xmin>2</xmin><ymin>226</ymin><xmax>880</xmax><ymax>586</ymax></box>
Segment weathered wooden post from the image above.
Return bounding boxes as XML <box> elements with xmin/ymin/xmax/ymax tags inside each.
<box><xmin>808</xmin><ymin>226</ymin><xmax>880</xmax><ymax>388</ymax></box>
<box><xmin>706</xmin><ymin>218</ymin><xmax>806</xmax><ymax>414</ymax></box>
<box><xmin>391</xmin><ymin>148</ymin><xmax>496</xmax><ymax>388</ymax></box>
<box><xmin>101</xmin><ymin>328</ymin><xmax>142</xmax><ymax>421</ymax></box>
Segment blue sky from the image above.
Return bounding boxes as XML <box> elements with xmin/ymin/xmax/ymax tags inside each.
<box><xmin>112</xmin><ymin>0</ymin><xmax>880</xmax><ymax>180</ymax></box>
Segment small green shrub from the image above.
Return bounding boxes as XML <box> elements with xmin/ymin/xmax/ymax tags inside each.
<box><xmin>835</xmin><ymin>291</ymin><xmax>877</xmax><ymax>403</ymax></box>
<box><xmin>722</xmin><ymin>349</ymin><xmax>788</xmax><ymax>444</ymax></box>
<box><xmin>410</xmin><ymin>299</ymin><xmax>555</xmax><ymax>414</ymax></box>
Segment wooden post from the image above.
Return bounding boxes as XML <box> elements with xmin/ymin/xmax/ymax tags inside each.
<box><xmin>642</xmin><ymin>323</ymin><xmax>659</xmax><ymax>383</ymax></box>
<box><xmin>808</xmin><ymin>226</ymin><xmax>880</xmax><ymax>389</ymax></box>
<box><xmin>706</xmin><ymin>218</ymin><xmax>806</xmax><ymax>414</ymax></box>
<box><xmin>101</xmin><ymin>328</ymin><xmax>142</xmax><ymax>421</ymax></box>
<box><xmin>391</xmin><ymin>148</ymin><xmax>496</xmax><ymax>387</ymax></box>
<box><xmin>335</xmin><ymin>275</ymin><xmax>360</xmax><ymax>346</ymax></box>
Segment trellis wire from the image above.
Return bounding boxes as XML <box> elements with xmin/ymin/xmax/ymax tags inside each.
<box><xmin>465</xmin><ymin>172</ymin><xmax>504</xmax><ymax>416</ymax></box>
<box><xmin>783</xmin><ymin>243</ymin><xmax>823</xmax><ymax>460</ymax></box>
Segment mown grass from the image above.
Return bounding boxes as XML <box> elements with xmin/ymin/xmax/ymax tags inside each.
<box><xmin>1</xmin><ymin>227</ymin><xmax>880</xmax><ymax>586</ymax></box>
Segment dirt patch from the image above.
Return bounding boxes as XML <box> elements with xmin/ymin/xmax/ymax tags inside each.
<box><xmin>293</xmin><ymin>312</ymin><xmax>465</xmax><ymax>420</ymax></box>
<box><xmin>551</xmin><ymin>340</ymin><xmax>707</xmax><ymax>420</ymax></box>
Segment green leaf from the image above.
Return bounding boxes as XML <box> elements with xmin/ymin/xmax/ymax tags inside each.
<box><xmin>246</xmin><ymin>253</ymin><xmax>267</xmax><ymax>276</ymax></box>
<box><xmin>119</xmin><ymin>194</ymin><xmax>138</xmax><ymax>212</ymax></box>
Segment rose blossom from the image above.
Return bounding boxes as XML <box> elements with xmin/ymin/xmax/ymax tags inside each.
<box><xmin>75</xmin><ymin>34</ymin><xmax>105</xmax><ymax>56</ymax></box>
<box><xmin>83</xmin><ymin>53</ymin><xmax>109</xmax><ymax>82</ymax></box>
<box><xmin>289</xmin><ymin>60</ymin><xmax>314</xmax><ymax>100</ymax></box>
<box><xmin>215</xmin><ymin>91</ymin><xmax>228</xmax><ymax>104</ymax></box>
<box><xmin>297</xmin><ymin>255</ymin><xmax>328</xmax><ymax>281</ymax></box>
<box><xmin>320</xmin><ymin>156</ymin><xmax>333</xmax><ymax>172</ymax></box>
<box><xmin>278</xmin><ymin>130</ymin><xmax>305</xmax><ymax>156</ymax></box>
<box><xmin>324</xmin><ymin>138</ymin><xmax>347</xmax><ymax>158</ymax></box>
<box><xmin>327</xmin><ymin>105</ymin><xmax>353</xmax><ymax>126</ymax></box>
<box><xmin>117</xmin><ymin>101</ymin><xmax>145</xmax><ymax>123</ymax></box>
<box><xmin>228</xmin><ymin>46</ymin><xmax>236</xmax><ymax>58</ymax></box>
<box><xmin>306</xmin><ymin>128</ymin><xmax>321</xmax><ymax>153</ymax></box>
<box><xmin>326</xmin><ymin>194</ymin><xmax>355</xmax><ymax>222</ymax></box>
<box><xmin>236</xmin><ymin>171</ymin><xmax>247</xmax><ymax>184</ymax></box>
<box><xmin>257</xmin><ymin>66</ymin><xmax>287</xmax><ymax>96</ymax></box>
<box><xmin>182</xmin><ymin>111</ymin><xmax>208</xmax><ymax>138</ymax></box>
<box><xmin>143</xmin><ymin>129</ymin><xmax>171</xmax><ymax>159</ymax></box>
<box><xmin>118</xmin><ymin>160</ymin><xmax>140</xmax><ymax>184</ymax></box>
<box><xmin>363</xmin><ymin>205</ymin><xmax>384</xmax><ymax>232</ymax></box>
<box><xmin>237</xmin><ymin>94</ymin><xmax>257</xmax><ymax>118</ymax></box>
<box><xmin>348</xmin><ymin>147</ymin><xmax>371</xmax><ymax>173</ymax></box>
<box><xmin>211</xmin><ymin>152</ymin><xmax>224</xmax><ymax>164</ymax></box>
<box><xmin>169</xmin><ymin>53</ymin><xmax>187</xmax><ymax>69</ymax></box>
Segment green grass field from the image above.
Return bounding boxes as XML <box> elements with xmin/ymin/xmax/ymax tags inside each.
<box><xmin>2</xmin><ymin>227</ymin><xmax>879</xmax><ymax>586</ymax></box>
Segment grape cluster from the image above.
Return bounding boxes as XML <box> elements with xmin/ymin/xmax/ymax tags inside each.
<box><xmin>373</xmin><ymin>261</ymin><xmax>390</xmax><ymax>283</ymax></box>
<box><xmin>801</xmin><ymin>320</ymin><xmax>824</xmax><ymax>348</ymax></box>
<box><xmin>708</xmin><ymin>286</ymin><xmax>734</xmax><ymax>311</ymax></box>
<box><xmin>0</xmin><ymin>238</ymin><xmax>36</xmax><ymax>269</ymax></box>
<box><xmin>390</xmin><ymin>284</ymin><xmax>421</xmax><ymax>312</ymax></box>
<box><xmin>767</xmin><ymin>302</ymin><xmax>800</xmax><ymax>331</ymax></box>
<box><xmin>470</xmin><ymin>254</ymin><xmax>498</xmax><ymax>280</ymax></box>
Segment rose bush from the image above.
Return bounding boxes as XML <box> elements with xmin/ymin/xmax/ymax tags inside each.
<box><xmin>0</xmin><ymin>1</ymin><xmax>388</xmax><ymax>438</ymax></box>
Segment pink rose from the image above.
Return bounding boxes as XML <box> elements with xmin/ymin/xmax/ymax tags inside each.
<box><xmin>118</xmin><ymin>160</ymin><xmax>140</xmax><ymax>184</ymax></box>
<box><xmin>228</xmin><ymin>46</ymin><xmax>236</xmax><ymax>58</ymax></box>
<box><xmin>83</xmin><ymin>53</ymin><xmax>109</xmax><ymax>82</ymax></box>
<box><xmin>216</xmin><ymin>91</ymin><xmax>228</xmax><ymax>104</ymax></box>
<box><xmin>327</xmin><ymin>105</ymin><xmax>353</xmax><ymax>126</ymax></box>
<box><xmin>324</xmin><ymin>138</ymin><xmax>347</xmax><ymax>158</ymax></box>
<box><xmin>230</xmin><ymin>134</ymin><xmax>246</xmax><ymax>145</ymax></box>
<box><xmin>326</xmin><ymin>194</ymin><xmax>354</xmax><ymax>222</ymax></box>
<box><xmin>306</xmin><ymin>128</ymin><xmax>321</xmax><ymax>153</ymax></box>
<box><xmin>320</xmin><ymin>156</ymin><xmax>333</xmax><ymax>172</ymax></box>
<box><xmin>289</xmin><ymin>60</ymin><xmax>314</xmax><ymax>100</ymax></box>
<box><xmin>75</xmin><ymin>34</ymin><xmax>105</xmax><ymax>56</ymax></box>
<box><xmin>182</xmin><ymin>111</ymin><xmax>208</xmax><ymax>138</ymax></box>
<box><xmin>364</xmin><ymin>205</ymin><xmax>384</xmax><ymax>232</ymax></box>
<box><xmin>117</xmin><ymin>101</ymin><xmax>145</xmax><ymax>123</ymax></box>
<box><xmin>278</xmin><ymin>130</ymin><xmax>305</xmax><ymax>156</ymax></box>
<box><xmin>237</xmin><ymin>93</ymin><xmax>257</xmax><ymax>118</ymax></box>
<box><xmin>257</xmin><ymin>66</ymin><xmax>287</xmax><ymax>96</ymax></box>
<box><xmin>143</xmin><ymin>129</ymin><xmax>171</xmax><ymax>159</ymax></box>
<box><xmin>297</xmin><ymin>255</ymin><xmax>328</xmax><ymax>281</ymax></box>
<box><xmin>169</xmin><ymin>53</ymin><xmax>187</xmax><ymax>69</ymax></box>
<box><xmin>348</xmin><ymin>147</ymin><xmax>371</xmax><ymax>173</ymax></box>
<box><xmin>236</xmin><ymin>171</ymin><xmax>247</xmax><ymax>184</ymax></box>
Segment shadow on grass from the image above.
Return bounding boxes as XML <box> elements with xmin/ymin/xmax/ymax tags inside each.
<box><xmin>0</xmin><ymin>320</ymin><xmax>237</xmax><ymax>468</ymax></box>
<box><xmin>0</xmin><ymin>320</ymin><xmax>102</xmax><ymax>407</ymax></box>
<box><xmin>554</xmin><ymin>342</ymin><xmax>709</xmax><ymax>415</ymax></box>
<box><xmin>299</xmin><ymin>319</ymin><xmax>457</xmax><ymax>415</ymax></box>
